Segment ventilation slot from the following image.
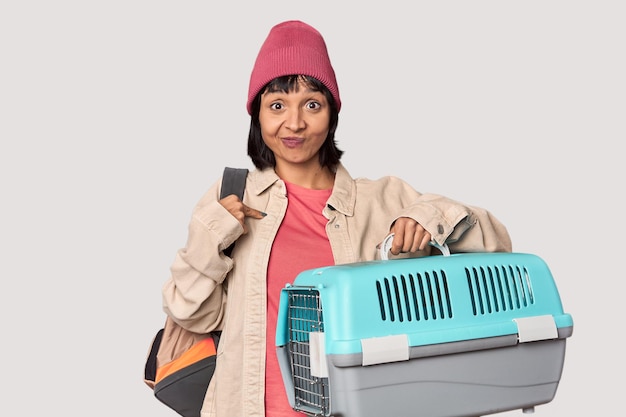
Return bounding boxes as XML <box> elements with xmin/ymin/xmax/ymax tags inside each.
<box><xmin>466</xmin><ymin>264</ymin><xmax>535</xmax><ymax>315</ymax></box>
<box><xmin>376</xmin><ymin>271</ymin><xmax>452</xmax><ymax>322</ymax></box>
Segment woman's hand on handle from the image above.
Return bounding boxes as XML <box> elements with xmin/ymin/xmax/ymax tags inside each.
<box><xmin>388</xmin><ymin>217</ymin><xmax>432</xmax><ymax>255</ymax></box>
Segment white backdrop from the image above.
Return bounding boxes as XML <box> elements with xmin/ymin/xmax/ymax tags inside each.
<box><xmin>1</xmin><ymin>1</ymin><xmax>623</xmax><ymax>416</ymax></box>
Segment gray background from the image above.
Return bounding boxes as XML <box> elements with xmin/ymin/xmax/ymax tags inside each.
<box><xmin>1</xmin><ymin>1</ymin><xmax>623</xmax><ymax>416</ymax></box>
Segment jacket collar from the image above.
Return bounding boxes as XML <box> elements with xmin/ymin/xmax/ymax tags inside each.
<box><xmin>248</xmin><ymin>163</ymin><xmax>356</xmax><ymax>217</ymax></box>
<box><xmin>249</xmin><ymin>167</ymin><xmax>281</xmax><ymax>195</ymax></box>
<box><xmin>326</xmin><ymin>163</ymin><xmax>355</xmax><ymax>216</ymax></box>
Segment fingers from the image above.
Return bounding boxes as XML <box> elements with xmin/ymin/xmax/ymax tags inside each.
<box><xmin>243</xmin><ymin>204</ymin><xmax>267</xmax><ymax>220</ymax></box>
<box><xmin>389</xmin><ymin>218</ymin><xmax>432</xmax><ymax>255</ymax></box>
<box><xmin>219</xmin><ymin>195</ymin><xmax>266</xmax><ymax>234</ymax></box>
<box><xmin>419</xmin><ymin>231</ymin><xmax>432</xmax><ymax>251</ymax></box>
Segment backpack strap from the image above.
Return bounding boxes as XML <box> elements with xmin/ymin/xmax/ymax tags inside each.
<box><xmin>220</xmin><ymin>167</ymin><xmax>249</xmax><ymax>200</ymax></box>
<box><xmin>220</xmin><ymin>167</ymin><xmax>249</xmax><ymax>257</ymax></box>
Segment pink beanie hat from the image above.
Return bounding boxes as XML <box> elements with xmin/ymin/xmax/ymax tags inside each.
<box><xmin>246</xmin><ymin>20</ymin><xmax>341</xmax><ymax>115</ymax></box>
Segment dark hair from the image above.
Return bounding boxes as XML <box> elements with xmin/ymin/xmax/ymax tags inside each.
<box><xmin>247</xmin><ymin>75</ymin><xmax>343</xmax><ymax>170</ymax></box>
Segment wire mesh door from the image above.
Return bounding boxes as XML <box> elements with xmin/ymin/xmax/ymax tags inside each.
<box><xmin>287</xmin><ymin>289</ymin><xmax>331</xmax><ymax>416</ymax></box>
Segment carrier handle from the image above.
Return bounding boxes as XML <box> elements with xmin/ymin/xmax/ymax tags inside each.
<box><xmin>379</xmin><ymin>233</ymin><xmax>450</xmax><ymax>260</ymax></box>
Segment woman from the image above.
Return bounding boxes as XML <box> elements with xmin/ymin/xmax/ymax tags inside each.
<box><xmin>162</xmin><ymin>20</ymin><xmax>512</xmax><ymax>417</ymax></box>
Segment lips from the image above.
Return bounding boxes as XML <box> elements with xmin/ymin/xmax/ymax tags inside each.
<box><xmin>282</xmin><ymin>138</ymin><xmax>304</xmax><ymax>148</ymax></box>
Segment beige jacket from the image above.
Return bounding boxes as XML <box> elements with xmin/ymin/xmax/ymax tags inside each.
<box><xmin>162</xmin><ymin>164</ymin><xmax>512</xmax><ymax>417</ymax></box>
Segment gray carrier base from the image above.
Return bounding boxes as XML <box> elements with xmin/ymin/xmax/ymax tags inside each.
<box><xmin>277</xmin><ymin>328</ymin><xmax>571</xmax><ymax>417</ymax></box>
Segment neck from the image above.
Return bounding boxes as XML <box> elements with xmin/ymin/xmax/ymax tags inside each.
<box><xmin>275</xmin><ymin>163</ymin><xmax>335</xmax><ymax>190</ymax></box>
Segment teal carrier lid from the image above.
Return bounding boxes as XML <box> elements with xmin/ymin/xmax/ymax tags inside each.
<box><xmin>276</xmin><ymin>252</ymin><xmax>573</xmax><ymax>357</ymax></box>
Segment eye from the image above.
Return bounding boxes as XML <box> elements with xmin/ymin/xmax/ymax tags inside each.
<box><xmin>270</xmin><ymin>102</ymin><xmax>283</xmax><ymax>110</ymax></box>
<box><xmin>306</xmin><ymin>101</ymin><xmax>321</xmax><ymax>110</ymax></box>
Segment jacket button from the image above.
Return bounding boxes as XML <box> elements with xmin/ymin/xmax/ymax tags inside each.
<box><xmin>437</xmin><ymin>224</ymin><xmax>444</xmax><ymax>234</ymax></box>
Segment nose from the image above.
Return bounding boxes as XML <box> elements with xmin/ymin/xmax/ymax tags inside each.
<box><xmin>284</xmin><ymin>108</ymin><xmax>305</xmax><ymax>131</ymax></box>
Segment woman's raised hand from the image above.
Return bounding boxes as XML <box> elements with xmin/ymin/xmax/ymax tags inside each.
<box><xmin>219</xmin><ymin>195</ymin><xmax>266</xmax><ymax>234</ymax></box>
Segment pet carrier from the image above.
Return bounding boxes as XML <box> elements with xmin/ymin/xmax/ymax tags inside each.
<box><xmin>275</xmin><ymin>240</ymin><xmax>573</xmax><ymax>417</ymax></box>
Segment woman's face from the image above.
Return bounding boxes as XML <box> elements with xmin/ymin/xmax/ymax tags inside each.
<box><xmin>259</xmin><ymin>78</ymin><xmax>330</xmax><ymax>170</ymax></box>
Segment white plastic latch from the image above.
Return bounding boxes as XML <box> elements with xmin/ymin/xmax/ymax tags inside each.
<box><xmin>309</xmin><ymin>332</ymin><xmax>329</xmax><ymax>377</ymax></box>
<box><xmin>513</xmin><ymin>315</ymin><xmax>558</xmax><ymax>343</ymax></box>
<box><xmin>361</xmin><ymin>334</ymin><xmax>409</xmax><ymax>366</ymax></box>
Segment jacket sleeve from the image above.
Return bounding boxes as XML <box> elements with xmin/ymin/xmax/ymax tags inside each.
<box><xmin>161</xmin><ymin>180</ymin><xmax>244</xmax><ymax>333</ymax></box>
<box><xmin>394</xmin><ymin>190</ymin><xmax>513</xmax><ymax>254</ymax></box>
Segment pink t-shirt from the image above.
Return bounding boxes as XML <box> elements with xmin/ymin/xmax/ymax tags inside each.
<box><xmin>265</xmin><ymin>181</ymin><xmax>334</xmax><ymax>417</ymax></box>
